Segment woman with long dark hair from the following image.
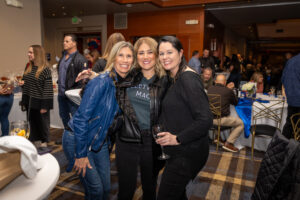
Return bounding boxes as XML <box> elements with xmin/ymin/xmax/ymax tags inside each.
<box><xmin>155</xmin><ymin>36</ymin><xmax>212</xmax><ymax>200</ymax></box>
<box><xmin>21</xmin><ymin>45</ymin><xmax>53</xmax><ymax>147</ymax></box>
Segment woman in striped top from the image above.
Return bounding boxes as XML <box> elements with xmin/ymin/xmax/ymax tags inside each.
<box><xmin>21</xmin><ymin>45</ymin><xmax>53</xmax><ymax>147</ymax></box>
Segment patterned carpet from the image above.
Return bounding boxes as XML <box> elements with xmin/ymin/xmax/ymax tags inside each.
<box><xmin>48</xmin><ymin>128</ymin><xmax>264</xmax><ymax>200</ymax></box>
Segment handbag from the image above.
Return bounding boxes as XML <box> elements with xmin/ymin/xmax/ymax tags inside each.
<box><xmin>119</xmin><ymin>113</ymin><xmax>141</xmax><ymax>143</ymax></box>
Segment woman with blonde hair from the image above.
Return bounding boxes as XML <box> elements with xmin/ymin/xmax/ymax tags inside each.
<box><xmin>65</xmin><ymin>41</ymin><xmax>135</xmax><ymax>200</ymax></box>
<box><xmin>250</xmin><ymin>72</ymin><xmax>264</xmax><ymax>93</ymax></box>
<box><xmin>92</xmin><ymin>32</ymin><xmax>125</xmax><ymax>73</ymax></box>
<box><xmin>21</xmin><ymin>45</ymin><xmax>53</xmax><ymax>147</ymax></box>
<box><xmin>115</xmin><ymin>36</ymin><xmax>169</xmax><ymax>200</ymax></box>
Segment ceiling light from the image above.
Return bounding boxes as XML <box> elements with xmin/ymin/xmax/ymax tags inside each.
<box><xmin>126</xmin><ymin>4</ymin><xmax>132</xmax><ymax>7</ymax></box>
<box><xmin>52</xmin><ymin>13</ymin><xmax>56</xmax><ymax>17</ymax></box>
<box><xmin>63</xmin><ymin>12</ymin><xmax>67</xmax><ymax>16</ymax></box>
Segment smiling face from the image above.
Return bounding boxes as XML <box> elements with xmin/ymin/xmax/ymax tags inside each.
<box><xmin>137</xmin><ymin>42</ymin><xmax>156</xmax><ymax>72</ymax></box>
<box><xmin>28</xmin><ymin>47</ymin><xmax>34</xmax><ymax>61</ymax></box>
<box><xmin>159</xmin><ymin>42</ymin><xmax>183</xmax><ymax>77</ymax></box>
<box><xmin>114</xmin><ymin>47</ymin><xmax>133</xmax><ymax>78</ymax></box>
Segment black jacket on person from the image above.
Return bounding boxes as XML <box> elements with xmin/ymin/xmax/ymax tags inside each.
<box><xmin>57</xmin><ymin>51</ymin><xmax>87</xmax><ymax>91</ymax></box>
<box><xmin>200</xmin><ymin>56</ymin><xmax>215</xmax><ymax>71</ymax></box>
<box><xmin>252</xmin><ymin>132</ymin><xmax>300</xmax><ymax>200</ymax></box>
<box><xmin>92</xmin><ymin>58</ymin><xmax>107</xmax><ymax>73</ymax></box>
<box><xmin>115</xmin><ymin>68</ymin><xmax>170</xmax><ymax>142</ymax></box>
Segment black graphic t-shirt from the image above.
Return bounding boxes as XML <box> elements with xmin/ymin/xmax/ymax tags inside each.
<box><xmin>127</xmin><ymin>75</ymin><xmax>155</xmax><ymax>130</ymax></box>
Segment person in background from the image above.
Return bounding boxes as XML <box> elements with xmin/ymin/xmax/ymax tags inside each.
<box><xmin>0</xmin><ymin>79</ymin><xmax>14</xmax><ymax>136</ymax></box>
<box><xmin>115</xmin><ymin>37</ymin><xmax>169</xmax><ymax>200</ymax></box>
<box><xmin>281</xmin><ymin>53</ymin><xmax>300</xmax><ymax>139</ymax></box>
<box><xmin>188</xmin><ymin>50</ymin><xmax>201</xmax><ymax>74</ymax></box>
<box><xmin>207</xmin><ymin>75</ymin><xmax>242</xmax><ymax>152</ymax></box>
<box><xmin>21</xmin><ymin>45</ymin><xmax>53</xmax><ymax>147</ymax></box>
<box><xmin>83</xmin><ymin>49</ymin><xmax>92</xmax><ymax>67</ymax></box>
<box><xmin>92</xmin><ymin>33</ymin><xmax>125</xmax><ymax>73</ymax></box>
<box><xmin>200</xmin><ymin>67</ymin><xmax>214</xmax><ymax>90</ymax></box>
<box><xmin>57</xmin><ymin>34</ymin><xmax>87</xmax><ymax>142</ymax></box>
<box><xmin>68</xmin><ymin>41</ymin><xmax>134</xmax><ymax>200</ymax></box>
<box><xmin>227</xmin><ymin>62</ymin><xmax>241</xmax><ymax>89</ymax></box>
<box><xmin>200</xmin><ymin>49</ymin><xmax>215</xmax><ymax>71</ymax></box>
<box><xmin>213</xmin><ymin>50</ymin><xmax>221</xmax><ymax>72</ymax></box>
<box><xmin>250</xmin><ymin>72</ymin><xmax>264</xmax><ymax>93</ymax></box>
<box><xmin>156</xmin><ymin>36</ymin><xmax>212</xmax><ymax>200</ymax></box>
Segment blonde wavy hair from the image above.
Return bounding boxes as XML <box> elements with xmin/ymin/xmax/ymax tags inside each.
<box><xmin>104</xmin><ymin>41</ymin><xmax>135</xmax><ymax>78</ymax></box>
<box><xmin>24</xmin><ymin>45</ymin><xmax>48</xmax><ymax>78</ymax></box>
<box><xmin>133</xmin><ymin>37</ymin><xmax>166</xmax><ymax>78</ymax></box>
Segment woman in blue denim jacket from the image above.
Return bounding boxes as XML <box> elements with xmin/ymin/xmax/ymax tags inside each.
<box><xmin>65</xmin><ymin>41</ymin><xmax>135</xmax><ymax>200</ymax></box>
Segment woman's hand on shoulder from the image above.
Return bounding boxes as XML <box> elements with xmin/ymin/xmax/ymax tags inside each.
<box><xmin>73</xmin><ymin>157</ymin><xmax>92</xmax><ymax>177</ymax></box>
<box><xmin>156</xmin><ymin>132</ymin><xmax>180</xmax><ymax>146</ymax></box>
<box><xmin>76</xmin><ymin>69</ymin><xmax>98</xmax><ymax>82</ymax></box>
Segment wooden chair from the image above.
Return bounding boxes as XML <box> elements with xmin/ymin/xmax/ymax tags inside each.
<box><xmin>207</xmin><ymin>94</ymin><xmax>231</xmax><ymax>152</ymax></box>
<box><xmin>290</xmin><ymin>113</ymin><xmax>300</xmax><ymax>141</ymax></box>
<box><xmin>251</xmin><ymin>98</ymin><xmax>285</xmax><ymax>159</ymax></box>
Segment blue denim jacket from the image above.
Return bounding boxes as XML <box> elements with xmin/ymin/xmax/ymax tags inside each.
<box><xmin>68</xmin><ymin>71</ymin><xmax>119</xmax><ymax>158</ymax></box>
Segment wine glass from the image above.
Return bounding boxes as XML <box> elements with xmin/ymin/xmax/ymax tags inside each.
<box><xmin>152</xmin><ymin>124</ymin><xmax>170</xmax><ymax>160</ymax></box>
<box><xmin>270</xmin><ymin>86</ymin><xmax>276</xmax><ymax>98</ymax></box>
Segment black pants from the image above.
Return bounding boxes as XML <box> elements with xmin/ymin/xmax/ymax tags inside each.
<box><xmin>282</xmin><ymin>105</ymin><xmax>300</xmax><ymax>139</ymax></box>
<box><xmin>157</xmin><ymin>140</ymin><xmax>209</xmax><ymax>200</ymax></box>
<box><xmin>116</xmin><ymin>133</ymin><xmax>158</xmax><ymax>200</ymax></box>
<box><xmin>28</xmin><ymin>109</ymin><xmax>50</xmax><ymax>143</ymax></box>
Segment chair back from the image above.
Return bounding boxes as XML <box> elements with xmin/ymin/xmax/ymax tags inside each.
<box><xmin>291</xmin><ymin>113</ymin><xmax>300</xmax><ymax>141</ymax></box>
<box><xmin>252</xmin><ymin>98</ymin><xmax>285</xmax><ymax>131</ymax></box>
<box><xmin>207</xmin><ymin>94</ymin><xmax>222</xmax><ymax>119</ymax></box>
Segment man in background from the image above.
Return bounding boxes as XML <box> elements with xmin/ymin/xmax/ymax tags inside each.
<box><xmin>57</xmin><ymin>34</ymin><xmax>87</xmax><ymax>140</ymax></box>
<box><xmin>201</xmin><ymin>67</ymin><xmax>214</xmax><ymax>90</ymax></box>
<box><xmin>200</xmin><ymin>49</ymin><xmax>215</xmax><ymax>73</ymax></box>
<box><xmin>188</xmin><ymin>50</ymin><xmax>201</xmax><ymax>74</ymax></box>
<box><xmin>207</xmin><ymin>75</ymin><xmax>243</xmax><ymax>152</ymax></box>
<box><xmin>281</xmin><ymin>53</ymin><xmax>300</xmax><ymax>139</ymax></box>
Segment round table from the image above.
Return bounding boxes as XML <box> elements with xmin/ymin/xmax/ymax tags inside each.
<box><xmin>0</xmin><ymin>153</ymin><xmax>60</xmax><ymax>200</ymax></box>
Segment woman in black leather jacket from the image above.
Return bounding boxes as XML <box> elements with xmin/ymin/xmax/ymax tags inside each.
<box><xmin>115</xmin><ymin>37</ymin><xmax>169</xmax><ymax>200</ymax></box>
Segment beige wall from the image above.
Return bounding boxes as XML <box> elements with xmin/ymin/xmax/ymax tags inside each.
<box><xmin>44</xmin><ymin>15</ymin><xmax>107</xmax><ymax>65</ymax></box>
<box><xmin>224</xmin><ymin>28</ymin><xmax>246</xmax><ymax>57</ymax></box>
<box><xmin>0</xmin><ymin>0</ymin><xmax>42</xmax><ymax>76</ymax></box>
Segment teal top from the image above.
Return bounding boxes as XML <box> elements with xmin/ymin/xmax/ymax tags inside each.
<box><xmin>127</xmin><ymin>75</ymin><xmax>155</xmax><ymax>130</ymax></box>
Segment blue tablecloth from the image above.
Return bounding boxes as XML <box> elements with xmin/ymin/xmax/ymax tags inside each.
<box><xmin>235</xmin><ymin>98</ymin><xmax>253</xmax><ymax>138</ymax></box>
<box><xmin>235</xmin><ymin>98</ymin><xmax>270</xmax><ymax>138</ymax></box>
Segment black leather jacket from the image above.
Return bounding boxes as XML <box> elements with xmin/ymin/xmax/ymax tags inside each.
<box><xmin>57</xmin><ymin>51</ymin><xmax>87</xmax><ymax>92</ymax></box>
<box><xmin>116</xmin><ymin>69</ymin><xmax>170</xmax><ymax>142</ymax></box>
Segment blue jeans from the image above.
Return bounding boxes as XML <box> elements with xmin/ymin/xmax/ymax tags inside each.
<box><xmin>80</xmin><ymin>142</ymin><xmax>111</xmax><ymax>200</ymax></box>
<box><xmin>0</xmin><ymin>94</ymin><xmax>14</xmax><ymax>136</ymax></box>
<box><xmin>58</xmin><ymin>95</ymin><xmax>78</xmax><ymax>129</ymax></box>
<box><xmin>63</xmin><ymin>130</ymin><xmax>110</xmax><ymax>200</ymax></box>
<box><xmin>62</xmin><ymin>129</ymin><xmax>76</xmax><ymax>172</ymax></box>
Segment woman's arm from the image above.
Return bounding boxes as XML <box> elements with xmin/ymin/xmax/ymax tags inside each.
<box><xmin>40</xmin><ymin>68</ymin><xmax>54</xmax><ymax>113</ymax></box>
<box><xmin>175</xmin><ymin>72</ymin><xmax>213</xmax><ymax>144</ymax></box>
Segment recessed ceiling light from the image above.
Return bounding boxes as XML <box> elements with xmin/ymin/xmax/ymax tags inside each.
<box><xmin>63</xmin><ymin>12</ymin><xmax>67</xmax><ymax>16</ymax></box>
<box><xmin>62</xmin><ymin>6</ymin><xmax>65</xmax><ymax>10</ymax></box>
<box><xmin>126</xmin><ymin>4</ymin><xmax>132</xmax><ymax>7</ymax></box>
<box><xmin>52</xmin><ymin>13</ymin><xmax>56</xmax><ymax>17</ymax></box>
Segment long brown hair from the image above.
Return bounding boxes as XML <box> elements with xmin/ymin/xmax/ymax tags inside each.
<box><xmin>24</xmin><ymin>45</ymin><xmax>47</xmax><ymax>78</ymax></box>
<box><xmin>102</xmin><ymin>33</ymin><xmax>125</xmax><ymax>60</ymax></box>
